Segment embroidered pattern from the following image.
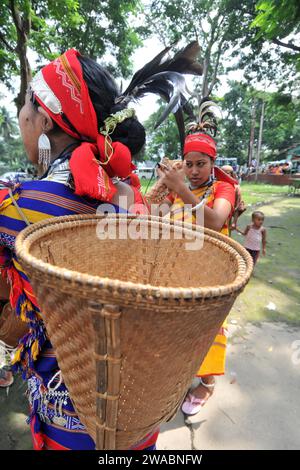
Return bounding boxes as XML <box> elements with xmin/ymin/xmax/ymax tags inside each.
<box><xmin>54</xmin><ymin>58</ymin><xmax>83</xmax><ymax>114</ymax></box>
<box><xmin>27</xmin><ymin>374</ymin><xmax>86</xmax><ymax>432</ymax></box>
<box><xmin>97</xmin><ymin>165</ymin><xmax>106</xmax><ymax>198</ymax></box>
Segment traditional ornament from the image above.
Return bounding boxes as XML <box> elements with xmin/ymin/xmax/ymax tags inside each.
<box><xmin>38</xmin><ymin>133</ymin><xmax>51</xmax><ymax>170</ymax></box>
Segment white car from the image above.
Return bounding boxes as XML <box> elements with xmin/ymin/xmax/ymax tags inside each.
<box><xmin>0</xmin><ymin>171</ymin><xmax>33</xmax><ymax>183</ymax></box>
<box><xmin>137</xmin><ymin>168</ymin><xmax>156</xmax><ymax>179</ymax></box>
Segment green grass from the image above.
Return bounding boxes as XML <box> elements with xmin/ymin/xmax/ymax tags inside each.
<box><xmin>238</xmin><ymin>182</ymin><xmax>289</xmax><ymax>206</ymax></box>
<box><xmin>141</xmin><ymin>179</ymin><xmax>289</xmax><ymax>206</ymax></box>
<box><xmin>231</xmin><ymin>196</ymin><xmax>300</xmax><ymax>326</ymax></box>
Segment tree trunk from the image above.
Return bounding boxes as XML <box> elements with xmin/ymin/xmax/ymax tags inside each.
<box><xmin>10</xmin><ymin>0</ymin><xmax>32</xmax><ymax>115</ymax></box>
<box><xmin>15</xmin><ymin>40</ymin><xmax>32</xmax><ymax>115</ymax></box>
<box><xmin>255</xmin><ymin>100</ymin><xmax>266</xmax><ymax>182</ymax></box>
<box><xmin>247</xmin><ymin>97</ymin><xmax>256</xmax><ymax>167</ymax></box>
<box><xmin>201</xmin><ymin>56</ymin><xmax>209</xmax><ymax>97</ymax></box>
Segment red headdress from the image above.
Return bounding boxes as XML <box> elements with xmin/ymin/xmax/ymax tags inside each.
<box><xmin>31</xmin><ymin>44</ymin><xmax>203</xmax><ymax>200</ymax></box>
<box><xmin>183</xmin><ymin>133</ymin><xmax>217</xmax><ymax>160</ymax></box>
<box><xmin>31</xmin><ymin>49</ymin><xmax>134</xmax><ymax>201</ymax></box>
<box><xmin>183</xmin><ymin>99</ymin><xmax>237</xmax><ymax>185</ymax></box>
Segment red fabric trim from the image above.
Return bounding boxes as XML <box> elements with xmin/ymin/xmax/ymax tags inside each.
<box><xmin>213</xmin><ymin>181</ymin><xmax>236</xmax><ymax>210</ymax></box>
<box><xmin>131</xmin><ymin>429</ymin><xmax>159</xmax><ymax>450</ymax></box>
<box><xmin>0</xmin><ymin>188</ymin><xmax>9</xmax><ymax>205</ymax></box>
<box><xmin>184</xmin><ymin>133</ymin><xmax>217</xmax><ymax>159</ymax></box>
<box><xmin>33</xmin><ymin>49</ymin><xmax>134</xmax><ymax>201</ymax></box>
<box><xmin>214</xmin><ymin>166</ymin><xmax>238</xmax><ymax>186</ymax></box>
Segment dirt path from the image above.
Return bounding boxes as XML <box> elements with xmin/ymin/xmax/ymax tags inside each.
<box><xmin>157</xmin><ymin>322</ymin><xmax>300</xmax><ymax>450</ymax></box>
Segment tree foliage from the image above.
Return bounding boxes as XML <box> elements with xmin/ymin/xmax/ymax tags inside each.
<box><xmin>219</xmin><ymin>83</ymin><xmax>300</xmax><ymax>162</ymax></box>
<box><xmin>251</xmin><ymin>0</ymin><xmax>300</xmax><ymax>49</ymax></box>
<box><xmin>147</xmin><ymin>0</ymin><xmax>299</xmax><ymax>95</ymax></box>
<box><xmin>147</xmin><ymin>0</ymin><xmax>258</xmax><ymax>97</ymax></box>
<box><xmin>0</xmin><ymin>0</ymin><xmax>142</xmax><ymax>112</ymax></box>
<box><xmin>0</xmin><ymin>106</ymin><xmax>28</xmax><ymax>173</ymax></box>
<box><xmin>143</xmin><ymin>102</ymin><xmax>182</xmax><ymax>161</ymax></box>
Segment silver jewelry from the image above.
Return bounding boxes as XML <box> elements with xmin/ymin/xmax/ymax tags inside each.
<box><xmin>30</xmin><ymin>70</ymin><xmax>62</xmax><ymax>115</ymax></box>
<box><xmin>199</xmin><ymin>377</ymin><xmax>215</xmax><ymax>389</ymax></box>
<box><xmin>38</xmin><ymin>133</ymin><xmax>51</xmax><ymax>170</ymax></box>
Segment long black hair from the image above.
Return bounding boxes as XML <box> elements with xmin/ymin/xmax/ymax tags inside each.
<box><xmin>78</xmin><ymin>56</ymin><xmax>146</xmax><ymax>156</ymax></box>
<box><xmin>31</xmin><ymin>43</ymin><xmax>202</xmax><ymax>157</ymax></box>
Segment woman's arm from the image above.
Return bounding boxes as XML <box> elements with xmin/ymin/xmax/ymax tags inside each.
<box><xmin>175</xmin><ymin>183</ymin><xmax>232</xmax><ymax>232</ymax></box>
<box><xmin>111</xmin><ymin>181</ymin><xmax>135</xmax><ymax>212</ymax></box>
<box><xmin>235</xmin><ymin>224</ymin><xmax>250</xmax><ymax>236</ymax></box>
<box><xmin>155</xmin><ymin>167</ymin><xmax>234</xmax><ymax>232</ymax></box>
<box><xmin>203</xmin><ymin>198</ymin><xmax>232</xmax><ymax>232</ymax></box>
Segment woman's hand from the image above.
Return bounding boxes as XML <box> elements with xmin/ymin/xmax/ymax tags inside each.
<box><xmin>157</xmin><ymin>164</ymin><xmax>185</xmax><ymax>193</ymax></box>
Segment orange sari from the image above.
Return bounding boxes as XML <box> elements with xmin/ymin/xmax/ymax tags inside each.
<box><xmin>170</xmin><ymin>180</ymin><xmax>234</xmax><ymax>376</ymax></box>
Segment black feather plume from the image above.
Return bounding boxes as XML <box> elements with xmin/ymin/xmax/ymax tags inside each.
<box><xmin>116</xmin><ymin>41</ymin><xmax>202</xmax><ymax>129</ymax></box>
<box><xmin>185</xmin><ymin>96</ymin><xmax>221</xmax><ymax>137</ymax></box>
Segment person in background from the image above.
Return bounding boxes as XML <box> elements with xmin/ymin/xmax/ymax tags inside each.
<box><xmin>235</xmin><ymin>210</ymin><xmax>267</xmax><ymax>266</ymax></box>
<box><xmin>154</xmin><ymin>130</ymin><xmax>236</xmax><ymax>416</ymax></box>
<box><xmin>221</xmin><ymin>165</ymin><xmax>246</xmax><ymax>233</ymax></box>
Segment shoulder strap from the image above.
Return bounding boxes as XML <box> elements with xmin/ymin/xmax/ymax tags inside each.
<box><xmin>8</xmin><ymin>188</ymin><xmax>31</xmax><ymax>226</ymax></box>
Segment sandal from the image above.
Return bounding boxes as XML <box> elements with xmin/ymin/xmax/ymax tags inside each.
<box><xmin>181</xmin><ymin>377</ymin><xmax>215</xmax><ymax>416</ymax></box>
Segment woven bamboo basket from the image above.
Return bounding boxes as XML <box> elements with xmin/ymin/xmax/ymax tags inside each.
<box><xmin>0</xmin><ymin>302</ymin><xmax>29</xmax><ymax>348</ymax></box>
<box><xmin>15</xmin><ymin>214</ymin><xmax>253</xmax><ymax>450</ymax></box>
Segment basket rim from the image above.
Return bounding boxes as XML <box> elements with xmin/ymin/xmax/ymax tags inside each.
<box><xmin>15</xmin><ymin>214</ymin><xmax>253</xmax><ymax>300</ymax></box>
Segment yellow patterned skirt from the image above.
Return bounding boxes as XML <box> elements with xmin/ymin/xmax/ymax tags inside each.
<box><xmin>169</xmin><ymin>185</ymin><xmax>230</xmax><ymax>377</ymax></box>
<box><xmin>196</xmin><ymin>322</ymin><xmax>227</xmax><ymax>376</ymax></box>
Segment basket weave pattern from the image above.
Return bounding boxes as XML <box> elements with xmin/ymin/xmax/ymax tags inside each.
<box><xmin>15</xmin><ymin>214</ymin><xmax>252</xmax><ymax>449</ymax></box>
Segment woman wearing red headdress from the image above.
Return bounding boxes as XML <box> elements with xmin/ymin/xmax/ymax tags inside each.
<box><xmin>0</xmin><ymin>45</ymin><xmax>203</xmax><ymax>449</ymax></box>
<box><xmin>155</xmin><ymin>131</ymin><xmax>236</xmax><ymax>416</ymax></box>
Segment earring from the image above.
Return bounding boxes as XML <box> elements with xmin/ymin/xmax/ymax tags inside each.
<box><xmin>211</xmin><ymin>167</ymin><xmax>215</xmax><ymax>180</ymax></box>
<box><xmin>38</xmin><ymin>132</ymin><xmax>51</xmax><ymax>170</ymax></box>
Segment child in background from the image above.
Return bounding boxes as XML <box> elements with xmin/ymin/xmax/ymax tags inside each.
<box><xmin>235</xmin><ymin>210</ymin><xmax>267</xmax><ymax>265</ymax></box>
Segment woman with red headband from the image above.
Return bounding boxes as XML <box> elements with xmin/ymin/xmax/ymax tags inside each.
<box><xmin>0</xmin><ymin>45</ymin><xmax>202</xmax><ymax>449</ymax></box>
<box><xmin>156</xmin><ymin>129</ymin><xmax>236</xmax><ymax>416</ymax></box>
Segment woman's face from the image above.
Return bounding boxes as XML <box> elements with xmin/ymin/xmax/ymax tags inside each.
<box><xmin>184</xmin><ymin>152</ymin><xmax>213</xmax><ymax>186</ymax></box>
<box><xmin>18</xmin><ymin>93</ymin><xmax>44</xmax><ymax>165</ymax></box>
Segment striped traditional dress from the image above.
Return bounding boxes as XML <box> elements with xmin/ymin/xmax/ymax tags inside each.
<box><xmin>0</xmin><ymin>160</ymin><xmax>158</xmax><ymax>450</ymax></box>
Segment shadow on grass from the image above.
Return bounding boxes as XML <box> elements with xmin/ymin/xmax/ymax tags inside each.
<box><xmin>232</xmin><ymin>197</ymin><xmax>300</xmax><ymax>325</ymax></box>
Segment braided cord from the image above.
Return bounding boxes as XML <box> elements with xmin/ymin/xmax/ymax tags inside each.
<box><xmin>99</xmin><ymin>108</ymin><xmax>136</xmax><ymax>164</ymax></box>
